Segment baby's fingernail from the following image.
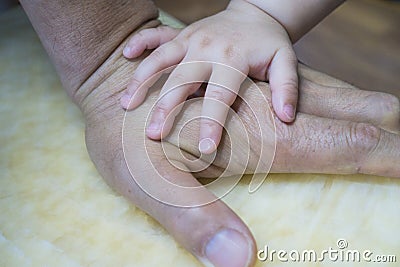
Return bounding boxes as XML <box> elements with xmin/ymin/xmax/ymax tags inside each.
<box><xmin>283</xmin><ymin>104</ymin><xmax>295</xmax><ymax>120</ymax></box>
<box><xmin>147</xmin><ymin>122</ymin><xmax>161</xmax><ymax>134</ymax></box>
<box><xmin>205</xmin><ymin>229</ymin><xmax>251</xmax><ymax>267</ymax></box>
<box><xmin>120</xmin><ymin>93</ymin><xmax>132</xmax><ymax>109</ymax></box>
<box><xmin>123</xmin><ymin>46</ymin><xmax>131</xmax><ymax>57</ymax></box>
<box><xmin>148</xmin><ymin>122</ymin><xmax>159</xmax><ymax>130</ymax></box>
<box><xmin>199</xmin><ymin>138</ymin><xmax>216</xmax><ymax>154</ymax></box>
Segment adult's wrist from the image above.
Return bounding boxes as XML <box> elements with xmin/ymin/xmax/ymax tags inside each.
<box><xmin>20</xmin><ymin>0</ymin><xmax>159</xmax><ymax>105</ymax></box>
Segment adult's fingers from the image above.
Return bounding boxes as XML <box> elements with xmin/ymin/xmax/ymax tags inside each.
<box><xmin>268</xmin><ymin>46</ymin><xmax>299</xmax><ymax>122</ymax></box>
<box><xmin>87</xmin><ymin>139</ymin><xmax>256</xmax><ymax>267</ymax></box>
<box><xmin>199</xmin><ymin>64</ymin><xmax>247</xmax><ymax>154</ymax></box>
<box><xmin>117</xmin><ymin>108</ymin><xmax>257</xmax><ymax>267</ymax></box>
<box><xmin>121</xmin><ymin>40</ymin><xmax>186</xmax><ymax>110</ymax></box>
<box><xmin>134</xmin><ymin>157</ymin><xmax>256</xmax><ymax>267</ymax></box>
<box><xmin>123</xmin><ymin>26</ymin><xmax>181</xmax><ymax>58</ymax></box>
<box><xmin>297</xmin><ymin>78</ymin><xmax>400</xmax><ymax>134</ymax></box>
<box><xmin>146</xmin><ymin>62</ymin><xmax>210</xmax><ymax>140</ymax></box>
<box><xmin>298</xmin><ymin>63</ymin><xmax>354</xmax><ymax>88</ymax></box>
<box><xmin>272</xmin><ymin>113</ymin><xmax>400</xmax><ymax>178</ymax></box>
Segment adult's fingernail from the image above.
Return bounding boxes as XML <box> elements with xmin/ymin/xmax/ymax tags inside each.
<box><xmin>283</xmin><ymin>104</ymin><xmax>295</xmax><ymax>120</ymax></box>
<box><xmin>205</xmin><ymin>229</ymin><xmax>251</xmax><ymax>267</ymax></box>
<box><xmin>199</xmin><ymin>138</ymin><xmax>216</xmax><ymax>154</ymax></box>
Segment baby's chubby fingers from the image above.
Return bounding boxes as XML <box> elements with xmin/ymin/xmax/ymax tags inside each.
<box><xmin>199</xmin><ymin>64</ymin><xmax>247</xmax><ymax>154</ymax></box>
<box><xmin>123</xmin><ymin>25</ymin><xmax>181</xmax><ymax>58</ymax></box>
<box><xmin>147</xmin><ymin>62</ymin><xmax>211</xmax><ymax>140</ymax></box>
<box><xmin>121</xmin><ymin>40</ymin><xmax>186</xmax><ymax>110</ymax></box>
<box><xmin>268</xmin><ymin>45</ymin><xmax>299</xmax><ymax>123</ymax></box>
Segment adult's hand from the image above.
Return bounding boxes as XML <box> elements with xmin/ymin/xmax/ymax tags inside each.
<box><xmin>176</xmin><ymin>64</ymin><xmax>400</xmax><ymax>178</ymax></box>
<box><xmin>83</xmin><ymin>59</ymin><xmax>400</xmax><ymax>267</ymax></box>
<box><xmin>20</xmin><ymin>1</ymin><xmax>399</xmax><ymax>267</ymax></box>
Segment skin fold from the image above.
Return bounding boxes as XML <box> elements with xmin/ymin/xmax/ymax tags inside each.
<box><xmin>20</xmin><ymin>1</ymin><xmax>400</xmax><ymax>267</ymax></box>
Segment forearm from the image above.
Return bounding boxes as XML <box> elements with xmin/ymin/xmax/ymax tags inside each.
<box><xmin>19</xmin><ymin>0</ymin><xmax>158</xmax><ymax>103</ymax></box>
<box><xmin>236</xmin><ymin>0</ymin><xmax>344</xmax><ymax>42</ymax></box>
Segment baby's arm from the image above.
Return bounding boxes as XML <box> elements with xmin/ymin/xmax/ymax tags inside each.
<box><xmin>244</xmin><ymin>0</ymin><xmax>345</xmax><ymax>42</ymax></box>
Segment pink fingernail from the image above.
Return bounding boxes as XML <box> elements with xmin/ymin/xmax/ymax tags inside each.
<box><xmin>205</xmin><ymin>229</ymin><xmax>251</xmax><ymax>267</ymax></box>
<box><xmin>120</xmin><ymin>93</ymin><xmax>131</xmax><ymax>109</ymax></box>
<box><xmin>283</xmin><ymin>104</ymin><xmax>295</xmax><ymax>120</ymax></box>
<box><xmin>147</xmin><ymin>122</ymin><xmax>160</xmax><ymax>132</ymax></box>
<box><xmin>146</xmin><ymin>122</ymin><xmax>162</xmax><ymax>140</ymax></box>
<box><xmin>123</xmin><ymin>46</ymin><xmax>131</xmax><ymax>57</ymax></box>
<box><xmin>199</xmin><ymin>138</ymin><xmax>216</xmax><ymax>154</ymax></box>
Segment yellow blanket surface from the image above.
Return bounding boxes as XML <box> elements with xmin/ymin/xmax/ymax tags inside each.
<box><xmin>0</xmin><ymin>7</ymin><xmax>399</xmax><ymax>267</ymax></box>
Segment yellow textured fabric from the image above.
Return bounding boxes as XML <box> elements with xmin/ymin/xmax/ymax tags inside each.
<box><xmin>0</xmin><ymin>7</ymin><xmax>399</xmax><ymax>267</ymax></box>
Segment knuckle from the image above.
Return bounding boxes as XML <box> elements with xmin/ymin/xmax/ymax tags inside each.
<box><xmin>154</xmin><ymin>101</ymin><xmax>172</xmax><ymax>116</ymax></box>
<box><xmin>347</xmin><ymin>123</ymin><xmax>381</xmax><ymax>170</ymax></box>
<box><xmin>157</xmin><ymin>25</ymin><xmax>179</xmax><ymax>36</ymax></box>
<box><xmin>168</xmin><ymin>207</ymin><xmax>208</xmax><ymax>242</ymax></box>
<box><xmin>380</xmin><ymin>93</ymin><xmax>400</xmax><ymax>124</ymax></box>
<box><xmin>170</xmin><ymin>72</ymin><xmax>187</xmax><ymax>85</ymax></box>
<box><xmin>156</xmin><ymin>25</ymin><xmax>169</xmax><ymax>33</ymax></box>
<box><xmin>128</xmin><ymin>77</ymin><xmax>142</xmax><ymax>89</ymax></box>
<box><xmin>223</xmin><ymin>45</ymin><xmax>236</xmax><ymax>59</ymax></box>
<box><xmin>181</xmin><ymin>27</ymin><xmax>197</xmax><ymax>40</ymax></box>
<box><xmin>366</xmin><ymin>93</ymin><xmax>400</xmax><ymax>132</ymax></box>
<box><xmin>273</xmin><ymin>119</ymin><xmax>299</xmax><ymax>168</ymax></box>
<box><xmin>274</xmin><ymin>79</ymin><xmax>298</xmax><ymax>93</ymax></box>
<box><xmin>287</xmin><ymin>51</ymin><xmax>298</xmax><ymax>65</ymax></box>
<box><xmin>207</xmin><ymin>89</ymin><xmax>225</xmax><ymax>101</ymax></box>
<box><xmin>274</xmin><ymin>117</ymin><xmax>294</xmax><ymax>150</ymax></box>
<box><xmin>369</xmin><ymin>92</ymin><xmax>399</xmax><ymax>112</ymax></box>
<box><xmin>207</xmin><ymin>89</ymin><xmax>234</xmax><ymax>104</ymax></box>
<box><xmin>281</xmin><ymin>45</ymin><xmax>297</xmax><ymax>62</ymax></box>
<box><xmin>135</xmin><ymin>28</ymin><xmax>154</xmax><ymax>40</ymax></box>
<box><xmin>201</xmin><ymin>118</ymin><xmax>221</xmax><ymax>131</ymax></box>
<box><xmin>143</xmin><ymin>28</ymin><xmax>155</xmax><ymax>35</ymax></box>
<box><xmin>249</xmin><ymin>60</ymin><xmax>270</xmax><ymax>80</ymax></box>
<box><xmin>386</xmin><ymin>94</ymin><xmax>400</xmax><ymax>113</ymax></box>
<box><xmin>135</xmin><ymin>30</ymin><xmax>146</xmax><ymax>40</ymax></box>
<box><xmin>354</xmin><ymin>123</ymin><xmax>381</xmax><ymax>149</ymax></box>
<box><xmin>199</xmin><ymin>36</ymin><xmax>212</xmax><ymax>48</ymax></box>
<box><xmin>275</xmin><ymin>120</ymin><xmax>292</xmax><ymax>145</ymax></box>
<box><xmin>149</xmin><ymin>48</ymin><xmax>165</xmax><ymax>62</ymax></box>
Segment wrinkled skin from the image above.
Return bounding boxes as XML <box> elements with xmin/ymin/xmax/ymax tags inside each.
<box><xmin>20</xmin><ymin>1</ymin><xmax>400</xmax><ymax>267</ymax></box>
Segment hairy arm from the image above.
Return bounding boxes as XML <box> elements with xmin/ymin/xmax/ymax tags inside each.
<box><xmin>20</xmin><ymin>0</ymin><xmax>159</xmax><ymax>101</ymax></box>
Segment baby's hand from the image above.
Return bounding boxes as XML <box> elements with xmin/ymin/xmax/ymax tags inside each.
<box><xmin>121</xmin><ymin>0</ymin><xmax>299</xmax><ymax>154</ymax></box>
